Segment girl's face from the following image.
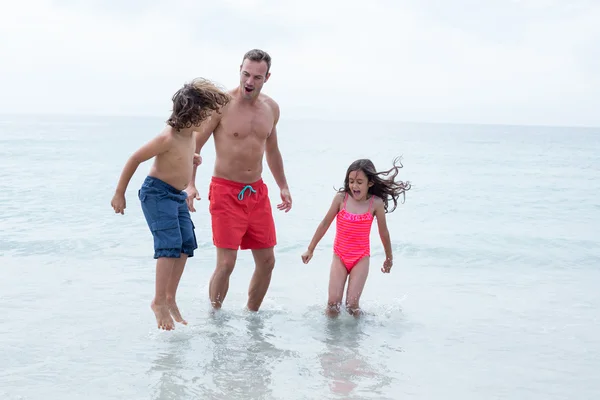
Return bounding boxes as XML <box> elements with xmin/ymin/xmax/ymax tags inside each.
<box><xmin>347</xmin><ymin>169</ymin><xmax>372</xmax><ymax>201</ymax></box>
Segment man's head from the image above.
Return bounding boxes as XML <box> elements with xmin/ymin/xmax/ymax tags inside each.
<box><xmin>240</xmin><ymin>49</ymin><xmax>271</xmax><ymax>100</ymax></box>
<box><xmin>167</xmin><ymin>77</ymin><xmax>230</xmax><ymax>131</ymax></box>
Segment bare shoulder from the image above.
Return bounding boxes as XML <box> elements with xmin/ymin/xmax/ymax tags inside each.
<box><xmin>372</xmin><ymin>195</ymin><xmax>385</xmax><ymax>209</ymax></box>
<box><xmin>333</xmin><ymin>191</ymin><xmax>346</xmax><ymax>207</ymax></box>
<box><xmin>210</xmin><ymin>88</ymin><xmax>237</xmax><ymax>118</ymax></box>
<box><xmin>216</xmin><ymin>90</ymin><xmax>237</xmax><ymax>117</ymax></box>
<box><xmin>329</xmin><ymin>191</ymin><xmax>345</xmax><ymax>212</ymax></box>
<box><xmin>260</xmin><ymin>93</ymin><xmax>280</xmax><ymax>120</ymax></box>
<box><xmin>146</xmin><ymin>126</ymin><xmax>175</xmax><ymax>152</ymax></box>
<box><xmin>159</xmin><ymin>126</ymin><xmax>177</xmax><ymax>142</ymax></box>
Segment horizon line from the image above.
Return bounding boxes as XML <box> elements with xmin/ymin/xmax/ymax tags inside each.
<box><xmin>0</xmin><ymin>111</ymin><xmax>598</xmax><ymax>130</ymax></box>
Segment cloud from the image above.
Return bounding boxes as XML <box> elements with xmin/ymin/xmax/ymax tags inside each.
<box><xmin>0</xmin><ymin>0</ymin><xmax>599</xmax><ymax>126</ymax></box>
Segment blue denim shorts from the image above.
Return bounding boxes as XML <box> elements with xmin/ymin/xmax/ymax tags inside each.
<box><xmin>138</xmin><ymin>176</ymin><xmax>198</xmax><ymax>259</ymax></box>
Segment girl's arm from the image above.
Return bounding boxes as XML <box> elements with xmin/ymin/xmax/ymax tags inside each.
<box><xmin>301</xmin><ymin>193</ymin><xmax>344</xmax><ymax>263</ymax></box>
<box><xmin>374</xmin><ymin>198</ymin><xmax>393</xmax><ymax>272</ymax></box>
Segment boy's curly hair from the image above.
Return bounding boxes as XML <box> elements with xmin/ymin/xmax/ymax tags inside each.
<box><xmin>166</xmin><ymin>78</ymin><xmax>231</xmax><ymax>131</ymax></box>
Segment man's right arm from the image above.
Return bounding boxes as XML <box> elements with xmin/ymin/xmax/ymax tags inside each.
<box><xmin>189</xmin><ymin>112</ymin><xmax>222</xmax><ymax>187</ymax></box>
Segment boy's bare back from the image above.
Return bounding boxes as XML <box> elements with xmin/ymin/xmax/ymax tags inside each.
<box><xmin>148</xmin><ymin>126</ymin><xmax>197</xmax><ymax>191</ymax></box>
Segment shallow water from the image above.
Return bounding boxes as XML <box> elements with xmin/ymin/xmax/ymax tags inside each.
<box><xmin>1</xmin><ymin>115</ymin><xmax>599</xmax><ymax>399</ymax></box>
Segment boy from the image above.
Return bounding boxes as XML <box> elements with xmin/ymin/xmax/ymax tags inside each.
<box><xmin>111</xmin><ymin>78</ymin><xmax>230</xmax><ymax>331</ymax></box>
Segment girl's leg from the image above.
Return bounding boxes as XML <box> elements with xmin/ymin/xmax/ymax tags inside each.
<box><xmin>345</xmin><ymin>256</ymin><xmax>370</xmax><ymax>317</ymax></box>
<box><xmin>327</xmin><ymin>254</ymin><xmax>349</xmax><ymax>317</ymax></box>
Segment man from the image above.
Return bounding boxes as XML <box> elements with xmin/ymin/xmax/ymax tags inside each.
<box><xmin>184</xmin><ymin>49</ymin><xmax>292</xmax><ymax>312</ymax></box>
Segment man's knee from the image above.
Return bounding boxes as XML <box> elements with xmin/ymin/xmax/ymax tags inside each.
<box><xmin>253</xmin><ymin>248</ymin><xmax>275</xmax><ymax>273</ymax></box>
<box><xmin>216</xmin><ymin>249</ymin><xmax>238</xmax><ymax>276</ymax></box>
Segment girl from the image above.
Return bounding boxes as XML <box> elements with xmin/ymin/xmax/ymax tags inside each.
<box><xmin>301</xmin><ymin>158</ymin><xmax>411</xmax><ymax>317</ymax></box>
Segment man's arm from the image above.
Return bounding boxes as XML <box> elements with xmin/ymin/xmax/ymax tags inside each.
<box><xmin>265</xmin><ymin>101</ymin><xmax>289</xmax><ymax>190</ymax></box>
<box><xmin>188</xmin><ymin>112</ymin><xmax>222</xmax><ymax>187</ymax></box>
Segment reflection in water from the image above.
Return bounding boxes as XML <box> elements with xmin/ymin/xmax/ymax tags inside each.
<box><xmin>319</xmin><ymin>317</ymin><xmax>395</xmax><ymax>399</ymax></box>
<box><xmin>198</xmin><ymin>311</ymin><xmax>292</xmax><ymax>399</ymax></box>
<box><xmin>147</xmin><ymin>333</ymin><xmax>194</xmax><ymax>400</ymax></box>
<box><xmin>146</xmin><ymin>311</ymin><xmax>292</xmax><ymax>400</ymax></box>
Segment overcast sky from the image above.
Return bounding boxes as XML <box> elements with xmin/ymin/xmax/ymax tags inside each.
<box><xmin>1</xmin><ymin>0</ymin><xmax>599</xmax><ymax>126</ymax></box>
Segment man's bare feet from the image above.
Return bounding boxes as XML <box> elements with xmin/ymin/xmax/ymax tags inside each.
<box><xmin>167</xmin><ymin>298</ymin><xmax>188</xmax><ymax>325</ymax></box>
<box><xmin>151</xmin><ymin>300</ymin><xmax>175</xmax><ymax>330</ymax></box>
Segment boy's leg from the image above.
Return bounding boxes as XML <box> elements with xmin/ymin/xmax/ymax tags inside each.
<box><xmin>139</xmin><ymin>180</ymin><xmax>185</xmax><ymax>330</ymax></box>
<box><xmin>169</xmin><ymin>202</ymin><xmax>197</xmax><ymax>324</ymax></box>
<box><xmin>166</xmin><ymin>254</ymin><xmax>188</xmax><ymax>325</ymax></box>
<box><xmin>345</xmin><ymin>256</ymin><xmax>370</xmax><ymax>317</ymax></box>
<box><xmin>327</xmin><ymin>255</ymin><xmax>349</xmax><ymax>317</ymax></box>
<box><xmin>152</xmin><ymin>257</ymin><xmax>177</xmax><ymax>330</ymax></box>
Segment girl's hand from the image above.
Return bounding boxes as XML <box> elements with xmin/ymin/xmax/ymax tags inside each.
<box><xmin>381</xmin><ymin>258</ymin><xmax>393</xmax><ymax>273</ymax></box>
<box><xmin>301</xmin><ymin>250</ymin><xmax>313</xmax><ymax>264</ymax></box>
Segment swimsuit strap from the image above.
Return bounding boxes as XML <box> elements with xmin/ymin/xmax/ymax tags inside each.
<box><xmin>342</xmin><ymin>192</ymin><xmax>349</xmax><ymax>209</ymax></box>
<box><xmin>238</xmin><ymin>184</ymin><xmax>256</xmax><ymax>200</ymax></box>
<box><xmin>367</xmin><ymin>195</ymin><xmax>374</xmax><ymax>213</ymax></box>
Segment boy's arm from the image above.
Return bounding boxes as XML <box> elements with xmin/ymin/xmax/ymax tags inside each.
<box><xmin>306</xmin><ymin>193</ymin><xmax>344</xmax><ymax>253</ymax></box>
<box><xmin>114</xmin><ymin>132</ymin><xmax>171</xmax><ymax>196</ymax></box>
<box><xmin>374</xmin><ymin>199</ymin><xmax>393</xmax><ymax>263</ymax></box>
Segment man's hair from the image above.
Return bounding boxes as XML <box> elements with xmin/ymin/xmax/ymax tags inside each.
<box><xmin>242</xmin><ymin>49</ymin><xmax>271</xmax><ymax>75</ymax></box>
<box><xmin>166</xmin><ymin>78</ymin><xmax>230</xmax><ymax>131</ymax></box>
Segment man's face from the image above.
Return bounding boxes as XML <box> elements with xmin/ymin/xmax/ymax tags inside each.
<box><xmin>239</xmin><ymin>59</ymin><xmax>270</xmax><ymax>99</ymax></box>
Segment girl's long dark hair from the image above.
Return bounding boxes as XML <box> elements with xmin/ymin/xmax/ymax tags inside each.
<box><xmin>338</xmin><ymin>157</ymin><xmax>411</xmax><ymax>213</ymax></box>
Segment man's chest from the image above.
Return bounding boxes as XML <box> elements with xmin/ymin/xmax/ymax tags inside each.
<box><xmin>220</xmin><ymin>106</ymin><xmax>274</xmax><ymax>140</ymax></box>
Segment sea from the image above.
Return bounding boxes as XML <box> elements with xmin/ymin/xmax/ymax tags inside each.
<box><xmin>1</xmin><ymin>114</ymin><xmax>599</xmax><ymax>399</ymax></box>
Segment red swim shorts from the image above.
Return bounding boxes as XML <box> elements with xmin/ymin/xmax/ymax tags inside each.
<box><xmin>208</xmin><ymin>176</ymin><xmax>277</xmax><ymax>250</ymax></box>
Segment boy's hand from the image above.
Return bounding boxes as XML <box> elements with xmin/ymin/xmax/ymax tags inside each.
<box><xmin>301</xmin><ymin>250</ymin><xmax>313</xmax><ymax>264</ymax></box>
<box><xmin>193</xmin><ymin>153</ymin><xmax>202</xmax><ymax>167</ymax></box>
<box><xmin>111</xmin><ymin>193</ymin><xmax>126</xmax><ymax>215</ymax></box>
<box><xmin>381</xmin><ymin>258</ymin><xmax>393</xmax><ymax>273</ymax></box>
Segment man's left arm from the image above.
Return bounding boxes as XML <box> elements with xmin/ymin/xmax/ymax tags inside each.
<box><xmin>265</xmin><ymin>102</ymin><xmax>288</xmax><ymax>190</ymax></box>
<box><xmin>265</xmin><ymin>101</ymin><xmax>292</xmax><ymax>212</ymax></box>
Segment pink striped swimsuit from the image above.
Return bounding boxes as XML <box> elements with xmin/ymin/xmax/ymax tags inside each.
<box><xmin>333</xmin><ymin>193</ymin><xmax>375</xmax><ymax>272</ymax></box>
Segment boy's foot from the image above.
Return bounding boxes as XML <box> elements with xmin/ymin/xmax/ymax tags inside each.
<box><xmin>167</xmin><ymin>299</ymin><xmax>188</xmax><ymax>325</ymax></box>
<box><xmin>151</xmin><ymin>300</ymin><xmax>175</xmax><ymax>330</ymax></box>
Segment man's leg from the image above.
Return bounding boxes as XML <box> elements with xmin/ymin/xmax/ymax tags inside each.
<box><xmin>243</xmin><ymin>180</ymin><xmax>277</xmax><ymax>312</ymax></box>
<box><xmin>209</xmin><ymin>247</ymin><xmax>238</xmax><ymax>309</ymax></box>
<box><xmin>247</xmin><ymin>247</ymin><xmax>276</xmax><ymax>311</ymax></box>
<box><xmin>207</xmin><ymin>178</ymin><xmax>247</xmax><ymax>310</ymax></box>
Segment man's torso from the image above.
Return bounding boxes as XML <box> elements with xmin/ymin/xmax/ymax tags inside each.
<box><xmin>213</xmin><ymin>93</ymin><xmax>276</xmax><ymax>183</ymax></box>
